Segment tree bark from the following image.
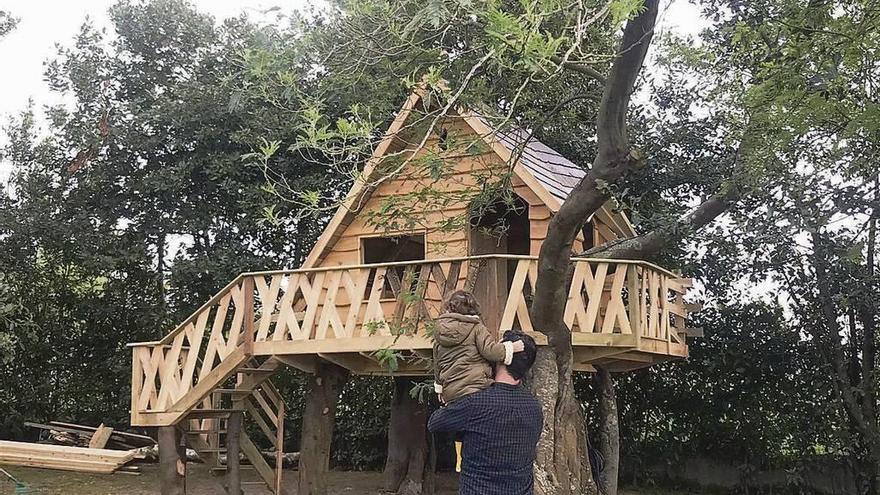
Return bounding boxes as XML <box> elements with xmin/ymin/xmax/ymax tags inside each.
<box><xmin>384</xmin><ymin>377</ymin><xmax>430</xmax><ymax>495</ymax></box>
<box><xmin>595</xmin><ymin>367</ymin><xmax>619</xmax><ymax>495</ymax></box>
<box><xmin>159</xmin><ymin>426</ymin><xmax>186</xmax><ymax>495</ymax></box>
<box><xmin>582</xmin><ymin>190</ymin><xmax>737</xmax><ymax>260</ymax></box>
<box><xmin>298</xmin><ymin>361</ymin><xmax>349</xmax><ymax>495</ymax></box>
<box><xmin>528</xmin><ymin>346</ymin><xmax>593</xmax><ymax>495</ymax></box>
<box><xmin>226</xmin><ymin>411</ymin><xmax>242</xmax><ymax>495</ymax></box>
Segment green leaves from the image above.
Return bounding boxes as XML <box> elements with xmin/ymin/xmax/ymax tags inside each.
<box><xmin>608</xmin><ymin>0</ymin><xmax>645</xmax><ymax>30</ymax></box>
<box><xmin>373</xmin><ymin>348</ymin><xmax>402</xmax><ymax>373</ymax></box>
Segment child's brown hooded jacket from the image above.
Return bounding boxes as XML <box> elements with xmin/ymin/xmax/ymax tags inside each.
<box><xmin>432</xmin><ymin>312</ymin><xmax>514</xmax><ymax>403</ymax></box>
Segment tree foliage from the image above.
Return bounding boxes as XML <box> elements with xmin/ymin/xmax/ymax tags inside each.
<box><xmin>1</xmin><ymin>0</ymin><xmax>880</xmax><ymax>492</ymax></box>
<box><xmin>0</xmin><ymin>0</ymin><xmax>332</xmax><ymax>437</ymax></box>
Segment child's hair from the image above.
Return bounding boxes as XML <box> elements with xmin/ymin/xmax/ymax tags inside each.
<box><xmin>443</xmin><ymin>290</ymin><xmax>481</xmax><ymax>316</ymax></box>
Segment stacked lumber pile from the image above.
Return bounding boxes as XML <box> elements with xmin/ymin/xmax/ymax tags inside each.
<box><xmin>0</xmin><ymin>440</ymin><xmax>141</xmax><ymax>474</ymax></box>
<box><xmin>25</xmin><ymin>421</ymin><xmax>155</xmax><ymax>450</ymax></box>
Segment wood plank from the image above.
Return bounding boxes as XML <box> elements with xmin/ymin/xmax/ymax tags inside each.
<box><xmin>88</xmin><ymin>424</ymin><xmax>114</xmax><ymax>449</ymax></box>
<box><xmin>274</xmin><ymin>354</ymin><xmax>317</xmax><ymax>373</ymax></box>
<box><xmin>44</xmin><ymin>422</ymin><xmax>155</xmax><ymax>445</ymax></box>
<box><xmin>275</xmin><ymin>403</ymin><xmax>285</xmax><ymax>495</ymax></box>
<box><xmin>241</xmin><ymin>432</ymin><xmax>283</xmax><ymax>494</ymax></box>
<box><xmin>253</xmin><ymin>336</ymin><xmax>434</xmax><ymax>356</ymax></box>
<box><xmin>244</xmin><ymin>400</ymin><xmax>276</xmax><ymax>444</ymax></box>
<box><xmin>169</xmin><ymin>347</ymin><xmax>250</xmax><ymax>416</ymax></box>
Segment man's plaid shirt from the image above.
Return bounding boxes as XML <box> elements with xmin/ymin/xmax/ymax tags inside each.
<box><xmin>428</xmin><ymin>382</ymin><xmax>544</xmax><ymax>495</ymax></box>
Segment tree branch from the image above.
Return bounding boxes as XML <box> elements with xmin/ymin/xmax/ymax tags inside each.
<box><xmin>583</xmin><ymin>188</ymin><xmax>737</xmax><ymax>259</ymax></box>
<box><xmin>550</xmin><ymin>55</ymin><xmax>607</xmax><ymax>85</ymax></box>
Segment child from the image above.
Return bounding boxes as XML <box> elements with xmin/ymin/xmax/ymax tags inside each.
<box><xmin>433</xmin><ymin>289</ymin><xmax>524</xmax><ymax>404</ymax></box>
<box><xmin>432</xmin><ymin>289</ymin><xmax>525</xmax><ymax>473</ymax></box>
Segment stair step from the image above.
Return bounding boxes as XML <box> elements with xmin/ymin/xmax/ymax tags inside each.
<box><xmin>211</xmin><ymin>465</ymin><xmax>256</xmax><ymax>472</ymax></box>
<box><xmin>242</xmin><ymin>481</ymin><xmax>268</xmax><ymax>486</ymax></box>
<box><xmin>198</xmin><ymin>448</ymin><xmax>227</xmax><ymax>453</ymax></box>
<box><xmin>237</xmin><ymin>367</ymin><xmax>274</xmax><ymax>373</ymax></box>
<box><xmin>214</xmin><ymin>388</ymin><xmax>253</xmax><ymax>395</ymax></box>
<box><xmin>186</xmin><ymin>409</ymin><xmax>243</xmax><ymax>418</ymax></box>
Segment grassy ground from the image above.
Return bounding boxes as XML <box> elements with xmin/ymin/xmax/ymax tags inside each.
<box><xmin>0</xmin><ymin>464</ymin><xmax>705</xmax><ymax>495</ymax></box>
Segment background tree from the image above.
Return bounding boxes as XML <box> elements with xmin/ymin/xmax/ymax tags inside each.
<box><xmin>0</xmin><ymin>0</ymin><xmax>333</xmax><ymax>437</ymax></box>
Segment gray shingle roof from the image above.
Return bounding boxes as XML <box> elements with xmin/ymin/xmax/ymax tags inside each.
<box><xmin>477</xmin><ymin>117</ymin><xmax>587</xmax><ymax>203</ymax></box>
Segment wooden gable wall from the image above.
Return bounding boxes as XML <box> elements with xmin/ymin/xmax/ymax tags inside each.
<box><xmin>313</xmin><ymin>114</ymin><xmax>622</xmax><ymax>268</ymax></box>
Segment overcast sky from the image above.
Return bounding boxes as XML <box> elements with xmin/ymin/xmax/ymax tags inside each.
<box><xmin>0</xmin><ymin>0</ymin><xmax>705</xmax><ymax>182</ymax></box>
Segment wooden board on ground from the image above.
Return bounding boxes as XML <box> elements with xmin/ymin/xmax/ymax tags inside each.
<box><xmin>0</xmin><ymin>440</ymin><xmax>140</xmax><ymax>474</ymax></box>
<box><xmin>24</xmin><ymin>421</ymin><xmax>155</xmax><ymax>450</ymax></box>
<box><xmin>88</xmin><ymin>424</ymin><xmax>115</xmax><ymax>449</ymax></box>
<box><xmin>48</xmin><ymin>421</ymin><xmax>154</xmax><ymax>447</ymax></box>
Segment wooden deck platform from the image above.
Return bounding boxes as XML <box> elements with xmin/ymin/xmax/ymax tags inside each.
<box><xmin>129</xmin><ymin>255</ymin><xmax>693</xmax><ymax>429</ymax></box>
<box><xmin>127</xmin><ymin>255</ymin><xmax>694</xmax><ymax>492</ymax></box>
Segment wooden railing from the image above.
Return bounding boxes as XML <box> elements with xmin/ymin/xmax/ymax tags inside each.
<box><xmin>130</xmin><ymin>255</ymin><xmax>692</xmax><ymax>422</ymax></box>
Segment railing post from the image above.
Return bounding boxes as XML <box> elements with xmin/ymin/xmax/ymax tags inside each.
<box><xmin>130</xmin><ymin>347</ymin><xmax>143</xmax><ymax>425</ymax></box>
<box><xmin>472</xmin><ymin>257</ymin><xmax>505</xmax><ymax>338</ymax></box>
<box><xmin>242</xmin><ymin>276</ymin><xmax>255</xmax><ymax>356</ymax></box>
<box><xmin>275</xmin><ymin>401</ymin><xmax>285</xmax><ymax>494</ymax></box>
<box><xmin>627</xmin><ymin>264</ymin><xmax>642</xmax><ymax>347</ymax></box>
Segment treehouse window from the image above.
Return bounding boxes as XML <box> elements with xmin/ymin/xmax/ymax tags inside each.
<box><xmin>361</xmin><ymin>234</ymin><xmax>426</xmax><ymax>299</ymax></box>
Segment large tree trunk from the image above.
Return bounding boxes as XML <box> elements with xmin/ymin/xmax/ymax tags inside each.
<box><xmin>384</xmin><ymin>377</ymin><xmax>430</xmax><ymax>495</ymax></box>
<box><xmin>595</xmin><ymin>367</ymin><xmax>619</xmax><ymax>495</ymax></box>
<box><xmin>298</xmin><ymin>361</ymin><xmax>349</xmax><ymax>495</ymax></box>
<box><xmin>158</xmin><ymin>426</ymin><xmax>186</xmax><ymax>495</ymax></box>
<box><xmin>529</xmin><ymin>345</ymin><xmax>594</xmax><ymax>495</ymax></box>
<box><xmin>528</xmin><ymin>2</ymin><xmax>659</xmax><ymax>493</ymax></box>
<box><xmin>811</xmin><ymin>231</ymin><xmax>880</xmax><ymax>492</ymax></box>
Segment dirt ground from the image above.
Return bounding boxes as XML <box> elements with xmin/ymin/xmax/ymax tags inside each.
<box><xmin>0</xmin><ymin>464</ymin><xmax>701</xmax><ymax>495</ymax></box>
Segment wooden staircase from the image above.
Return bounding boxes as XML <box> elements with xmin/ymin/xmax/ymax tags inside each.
<box><xmin>183</xmin><ymin>356</ymin><xmax>288</xmax><ymax>494</ymax></box>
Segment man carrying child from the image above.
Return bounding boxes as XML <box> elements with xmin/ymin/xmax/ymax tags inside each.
<box><xmin>428</xmin><ymin>290</ymin><xmax>543</xmax><ymax>495</ymax></box>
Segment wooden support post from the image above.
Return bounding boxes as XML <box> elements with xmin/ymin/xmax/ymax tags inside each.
<box><xmin>298</xmin><ymin>361</ymin><xmax>349</xmax><ymax>495</ymax></box>
<box><xmin>627</xmin><ymin>265</ymin><xmax>642</xmax><ymax>346</ymax></box>
<box><xmin>131</xmin><ymin>348</ymin><xmax>143</xmax><ymax>425</ymax></box>
<box><xmin>159</xmin><ymin>426</ymin><xmax>186</xmax><ymax>495</ymax></box>
<box><xmin>242</xmin><ymin>277</ymin><xmax>255</xmax><ymax>355</ymax></box>
<box><xmin>226</xmin><ymin>411</ymin><xmax>242</xmax><ymax>495</ymax></box>
<box><xmin>383</xmin><ymin>377</ymin><xmax>430</xmax><ymax>495</ymax></box>
<box><xmin>275</xmin><ymin>402</ymin><xmax>285</xmax><ymax>495</ymax></box>
<box><xmin>470</xmin><ymin>257</ymin><xmax>505</xmax><ymax>338</ymax></box>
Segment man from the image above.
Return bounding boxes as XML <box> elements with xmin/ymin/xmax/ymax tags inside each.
<box><xmin>428</xmin><ymin>330</ymin><xmax>543</xmax><ymax>495</ymax></box>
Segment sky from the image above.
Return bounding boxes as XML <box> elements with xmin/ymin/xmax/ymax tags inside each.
<box><xmin>0</xmin><ymin>0</ymin><xmax>707</xmax><ymax>192</ymax></box>
<box><xmin>0</xmin><ymin>0</ymin><xmax>705</xmax><ymax>127</ymax></box>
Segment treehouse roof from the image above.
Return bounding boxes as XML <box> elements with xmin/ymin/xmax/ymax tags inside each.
<box><xmin>486</xmin><ymin>119</ymin><xmax>592</xmax><ymax>204</ymax></box>
<box><xmin>303</xmin><ymin>89</ymin><xmax>636</xmax><ymax>268</ymax></box>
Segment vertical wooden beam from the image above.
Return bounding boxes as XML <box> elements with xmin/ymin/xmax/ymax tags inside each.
<box><xmin>275</xmin><ymin>402</ymin><xmax>285</xmax><ymax>494</ymax></box>
<box><xmin>159</xmin><ymin>426</ymin><xmax>186</xmax><ymax>495</ymax></box>
<box><xmin>627</xmin><ymin>264</ymin><xmax>642</xmax><ymax>347</ymax></box>
<box><xmin>298</xmin><ymin>362</ymin><xmax>349</xmax><ymax>495</ymax></box>
<box><xmin>473</xmin><ymin>257</ymin><xmax>505</xmax><ymax>338</ymax></box>
<box><xmin>226</xmin><ymin>411</ymin><xmax>242</xmax><ymax>495</ymax></box>
<box><xmin>242</xmin><ymin>277</ymin><xmax>255</xmax><ymax>355</ymax></box>
<box><xmin>131</xmin><ymin>348</ymin><xmax>143</xmax><ymax>425</ymax></box>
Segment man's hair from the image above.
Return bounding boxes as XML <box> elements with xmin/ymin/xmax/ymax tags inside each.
<box><xmin>502</xmin><ymin>330</ymin><xmax>537</xmax><ymax>380</ymax></box>
<box><xmin>442</xmin><ymin>290</ymin><xmax>481</xmax><ymax>316</ymax></box>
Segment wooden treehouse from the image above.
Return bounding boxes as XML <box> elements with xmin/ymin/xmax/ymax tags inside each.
<box><xmin>129</xmin><ymin>90</ymin><xmax>696</xmax><ymax>493</ymax></box>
